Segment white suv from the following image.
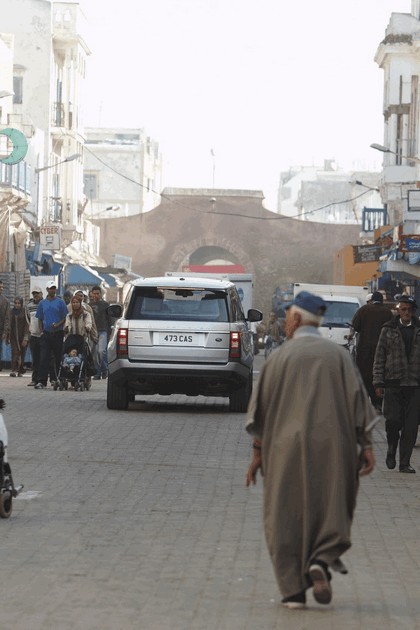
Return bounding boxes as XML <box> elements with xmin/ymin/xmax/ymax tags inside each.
<box><xmin>106</xmin><ymin>276</ymin><xmax>263</xmax><ymax>411</ymax></box>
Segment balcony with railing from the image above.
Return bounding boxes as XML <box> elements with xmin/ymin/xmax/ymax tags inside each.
<box><xmin>0</xmin><ymin>161</ymin><xmax>31</xmax><ymax>196</ymax></box>
<box><xmin>53</xmin><ymin>2</ymin><xmax>91</xmax><ymax>50</ymax></box>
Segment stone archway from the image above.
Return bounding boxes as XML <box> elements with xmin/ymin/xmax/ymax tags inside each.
<box><xmin>168</xmin><ymin>235</ymin><xmax>256</xmax><ymax>278</ymax></box>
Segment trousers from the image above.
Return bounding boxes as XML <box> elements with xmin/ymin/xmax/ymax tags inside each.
<box><xmin>383</xmin><ymin>386</ymin><xmax>420</xmax><ymax>467</ymax></box>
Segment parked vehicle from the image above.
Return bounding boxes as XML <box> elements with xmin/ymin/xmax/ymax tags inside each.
<box><xmin>106</xmin><ymin>276</ymin><xmax>263</xmax><ymax>412</ymax></box>
<box><xmin>293</xmin><ymin>283</ymin><xmax>369</xmax><ymax>347</ymax></box>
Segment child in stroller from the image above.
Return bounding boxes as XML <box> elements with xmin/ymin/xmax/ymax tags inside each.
<box><xmin>55</xmin><ymin>334</ymin><xmax>93</xmax><ymax>391</ymax></box>
<box><xmin>63</xmin><ymin>347</ymin><xmax>82</xmax><ymax>379</ymax></box>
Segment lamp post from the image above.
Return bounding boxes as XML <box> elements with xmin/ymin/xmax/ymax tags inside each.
<box><xmin>370</xmin><ymin>143</ymin><xmax>420</xmax><ymax>164</ymax></box>
<box><xmin>35</xmin><ymin>153</ymin><xmax>81</xmax><ymax>223</ymax></box>
<box><xmin>35</xmin><ymin>153</ymin><xmax>81</xmax><ymax>173</ymax></box>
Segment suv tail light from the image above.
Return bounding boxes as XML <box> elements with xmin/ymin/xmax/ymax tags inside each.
<box><xmin>229</xmin><ymin>331</ymin><xmax>241</xmax><ymax>359</ymax></box>
<box><xmin>117</xmin><ymin>328</ymin><xmax>128</xmax><ymax>356</ymax></box>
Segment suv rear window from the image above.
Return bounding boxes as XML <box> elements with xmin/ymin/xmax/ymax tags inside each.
<box><xmin>128</xmin><ymin>287</ymin><xmax>229</xmax><ymax>322</ymax></box>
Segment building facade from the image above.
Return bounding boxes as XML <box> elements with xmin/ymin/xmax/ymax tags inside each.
<box><xmin>83</xmin><ymin>127</ymin><xmax>163</xmax><ymax>220</ymax></box>
<box><xmin>374</xmin><ymin>0</ymin><xmax>420</xmax><ymax>300</ymax></box>
<box><xmin>1</xmin><ymin>0</ymin><xmax>99</xmax><ymax>268</ymax></box>
<box><xmin>277</xmin><ymin>160</ymin><xmax>382</xmax><ymax>224</ymax></box>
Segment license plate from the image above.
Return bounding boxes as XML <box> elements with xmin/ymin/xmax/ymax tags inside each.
<box><xmin>157</xmin><ymin>333</ymin><xmax>203</xmax><ymax>346</ymax></box>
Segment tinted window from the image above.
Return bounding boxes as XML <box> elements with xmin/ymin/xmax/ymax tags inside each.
<box><xmin>129</xmin><ymin>287</ymin><xmax>228</xmax><ymax>322</ymax></box>
<box><xmin>321</xmin><ymin>301</ymin><xmax>359</xmax><ymax>327</ymax></box>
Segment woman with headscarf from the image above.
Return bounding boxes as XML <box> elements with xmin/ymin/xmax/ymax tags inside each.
<box><xmin>7</xmin><ymin>297</ymin><xmax>30</xmax><ymax>377</ymax></box>
<box><xmin>64</xmin><ymin>296</ymin><xmax>93</xmax><ymax>338</ymax></box>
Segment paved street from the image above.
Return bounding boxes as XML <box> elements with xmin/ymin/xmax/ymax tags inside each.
<box><xmin>0</xmin><ymin>355</ymin><xmax>420</xmax><ymax>630</ymax></box>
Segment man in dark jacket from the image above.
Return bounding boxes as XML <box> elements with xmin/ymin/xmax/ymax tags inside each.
<box><xmin>373</xmin><ymin>295</ymin><xmax>420</xmax><ymax>473</ymax></box>
<box><xmin>351</xmin><ymin>291</ymin><xmax>393</xmax><ymax>410</ymax></box>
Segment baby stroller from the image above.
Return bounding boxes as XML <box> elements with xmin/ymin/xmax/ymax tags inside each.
<box><xmin>0</xmin><ymin>399</ymin><xmax>23</xmax><ymax>518</ymax></box>
<box><xmin>55</xmin><ymin>333</ymin><xmax>94</xmax><ymax>392</ymax></box>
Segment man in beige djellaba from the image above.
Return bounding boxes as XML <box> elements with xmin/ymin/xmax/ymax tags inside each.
<box><xmin>246</xmin><ymin>291</ymin><xmax>378</xmax><ymax>609</ymax></box>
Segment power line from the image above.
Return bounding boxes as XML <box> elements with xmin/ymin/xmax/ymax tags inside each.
<box><xmin>83</xmin><ymin>144</ymin><xmax>373</xmax><ymax>222</ymax></box>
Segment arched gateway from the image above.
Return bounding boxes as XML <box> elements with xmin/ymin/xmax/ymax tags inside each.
<box><xmin>93</xmin><ymin>189</ymin><xmax>360</xmax><ymax>315</ymax></box>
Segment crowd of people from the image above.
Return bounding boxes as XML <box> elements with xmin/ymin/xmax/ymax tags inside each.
<box><xmin>0</xmin><ymin>280</ymin><xmax>112</xmax><ymax>389</ymax></box>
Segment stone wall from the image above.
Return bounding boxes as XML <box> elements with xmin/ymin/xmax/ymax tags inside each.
<box><xmin>93</xmin><ymin>191</ymin><xmax>361</xmax><ymax>317</ymax></box>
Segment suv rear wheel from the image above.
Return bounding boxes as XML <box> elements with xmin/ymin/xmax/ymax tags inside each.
<box><xmin>229</xmin><ymin>370</ymin><xmax>252</xmax><ymax>412</ymax></box>
<box><xmin>107</xmin><ymin>378</ymin><xmax>129</xmax><ymax>410</ymax></box>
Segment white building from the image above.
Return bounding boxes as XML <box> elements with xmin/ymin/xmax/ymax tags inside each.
<box><xmin>277</xmin><ymin>160</ymin><xmax>382</xmax><ymax>224</ymax></box>
<box><xmin>1</xmin><ymin>0</ymin><xmax>98</xmax><ymax>257</ymax></box>
<box><xmin>374</xmin><ymin>0</ymin><xmax>420</xmax><ymax>290</ymax></box>
<box><xmin>83</xmin><ymin>127</ymin><xmax>163</xmax><ymax>219</ymax></box>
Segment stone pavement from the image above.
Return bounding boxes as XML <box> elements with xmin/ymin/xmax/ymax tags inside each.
<box><xmin>0</xmin><ymin>356</ymin><xmax>419</xmax><ymax>630</ymax></box>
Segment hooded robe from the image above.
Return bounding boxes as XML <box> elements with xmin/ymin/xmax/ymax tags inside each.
<box><xmin>246</xmin><ymin>326</ymin><xmax>379</xmax><ymax>598</ymax></box>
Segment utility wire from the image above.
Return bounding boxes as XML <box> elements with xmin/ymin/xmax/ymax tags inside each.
<box><xmin>83</xmin><ymin>144</ymin><xmax>373</xmax><ymax>222</ymax></box>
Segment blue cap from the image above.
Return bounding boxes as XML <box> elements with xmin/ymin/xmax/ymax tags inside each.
<box><xmin>285</xmin><ymin>291</ymin><xmax>327</xmax><ymax>316</ymax></box>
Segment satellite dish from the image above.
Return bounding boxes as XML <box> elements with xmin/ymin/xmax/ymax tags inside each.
<box><xmin>0</xmin><ymin>127</ymin><xmax>28</xmax><ymax>164</ymax></box>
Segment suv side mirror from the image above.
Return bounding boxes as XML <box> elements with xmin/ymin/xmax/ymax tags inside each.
<box><xmin>247</xmin><ymin>308</ymin><xmax>263</xmax><ymax>322</ymax></box>
<box><xmin>108</xmin><ymin>304</ymin><xmax>122</xmax><ymax>319</ymax></box>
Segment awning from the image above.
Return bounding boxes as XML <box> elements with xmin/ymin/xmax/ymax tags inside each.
<box><xmin>65</xmin><ymin>263</ymin><xmax>105</xmax><ymax>286</ymax></box>
<box><xmin>99</xmin><ymin>272</ymin><xmax>118</xmax><ymax>287</ymax></box>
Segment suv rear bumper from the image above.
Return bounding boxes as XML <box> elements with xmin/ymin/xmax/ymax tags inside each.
<box><xmin>108</xmin><ymin>358</ymin><xmax>251</xmax><ymax>396</ymax></box>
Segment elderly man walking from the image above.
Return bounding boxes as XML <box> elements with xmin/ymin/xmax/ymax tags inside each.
<box><xmin>246</xmin><ymin>291</ymin><xmax>377</xmax><ymax>609</ymax></box>
<box><xmin>373</xmin><ymin>294</ymin><xmax>420</xmax><ymax>473</ymax></box>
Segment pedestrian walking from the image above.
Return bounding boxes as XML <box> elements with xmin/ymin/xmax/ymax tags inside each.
<box><xmin>27</xmin><ymin>287</ymin><xmax>43</xmax><ymax>386</ymax></box>
<box><xmin>89</xmin><ymin>285</ymin><xmax>110</xmax><ymax>379</ymax></box>
<box><xmin>0</xmin><ymin>280</ymin><xmax>10</xmax><ymax>371</ymax></box>
<box><xmin>7</xmin><ymin>297</ymin><xmax>29</xmax><ymax>377</ymax></box>
<box><xmin>35</xmin><ymin>281</ymin><xmax>68</xmax><ymax>389</ymax></box>
<box><xmin>64</xmin><ymin>296</ymin><xmax>93</xmax><ymax>338</ymax></box>
<box><xmin>373</xmin><ymin>294</ymin><xmax>420</xmax><ymax>473</ymax></box>
<box><xmin>246</xmin><ymin>291</ymin><xmax>377</xmax><ymax>609</ymax></box>
<box><xmin>351</xmin><ymin>290</ymin><xmax>393</xmax><ymax>410</ymax></box>
<box><xmin>70</xmin><ymin>290</ymin><xmax>98</xmax><ymax>346</ymax></box>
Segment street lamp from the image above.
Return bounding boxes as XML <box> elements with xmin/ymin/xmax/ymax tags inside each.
<box><xmin>35</xmin><ymin>153</ymin><xmax>81</xmax><ymax>173</ymax></box>
<box><xmin>35</xmin><ymin>153</ymin><xmax>81</xmax><ymax>222</ymax></box>
<box><xmin>370</xmin><ymin>143</ymin><xmax>420</xmax><ymax>163</ymax></box>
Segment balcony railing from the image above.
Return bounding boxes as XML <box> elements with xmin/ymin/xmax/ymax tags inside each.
<box><xmin>0</xmin><ymin>161</ymin><xmax>31</xmax><ymax>195</ymax></box>
<box><xmin>52</xmin><ymin>102</ymin><xmax>65</xmax><ymax>127</ymax></box>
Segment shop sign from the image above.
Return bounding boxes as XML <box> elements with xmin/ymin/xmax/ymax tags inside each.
<box><xmin>39</xmin><ymin>225</ymin><xmax>61</xmax><ymax>250</ymax></box>
<box><xmin>400</xmin><ymin>234</ymin><xmax>420</xmax><ymax>252</ymax></box>
<box><xmin>353</xmin><ymin>244</ymin><xmax>382</xmax><ymax>263</ymax></box>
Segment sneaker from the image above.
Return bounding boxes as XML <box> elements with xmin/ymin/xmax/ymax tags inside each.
<box><xmin>27</xmin><ymin>381</ymin><xmax>36</xmax><ymax>386</ymax></box>
<box><xmin>281</xmin><ymin>591</ymin><xmax>306</xmax><ymax>609</ymax></box>
<box><xmin>93</xmin><ymin>375</ymin><xmax>101</xmax><ymax>380</ymax></box>
<box><xmin>35</xmin><ymin>382</ymin><xmax>46</xmax><ymax>389</ymax></box>
<box><xmin>309</xmin><ymin>561</ymin><xmax>332</xmax><ymax>604</ymax></box>
<box><xmin>9</xmin><ymin>372</ymin><xmax>16</xmax><ymax>377</ymax></box>
<box><xmin>17</xmin><ymin>373</ymin><xmax>23</xmax><ymax>377</ymax></box>
<box><xmin>101</xmin><ymin>372</ymin><xmax>107</xmax><ymax>379</ymax></box>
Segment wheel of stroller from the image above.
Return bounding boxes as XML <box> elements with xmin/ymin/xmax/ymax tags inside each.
<box><xmin>64</xmin><ymin>381</ymin><xmax>68</xmax><ymax>390</ymax></box>
<box><xmin>86</xmin><ymin>378</ymin><xmax>91</xmax><ymax>391</ymax></box>
<box><xmin>53</xmin><ymin>382</ymin><xmax>58</xmax><ymax>391</ymax></box>
<box><xmin>0</xmin><ymin>491</ymin><xmax>12</xmax><ymax>519</ymax></box>
<box><xmin>59</xmin><ymin>383</ymin><xmax>64</xmax><ymax>391</ymax></box>
<box><xmin>80</xmin><ymin>382</ymin><xmax>85</xmax><ymax>392</ymax></box>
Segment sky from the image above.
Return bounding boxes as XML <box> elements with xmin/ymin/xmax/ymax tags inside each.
<box><xmin>80</xmin><ymin>0</ymin><xmax>411</xmax><ymax>209</ymax></box>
